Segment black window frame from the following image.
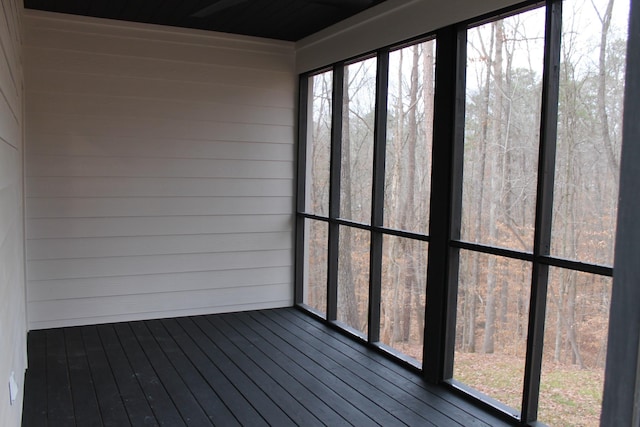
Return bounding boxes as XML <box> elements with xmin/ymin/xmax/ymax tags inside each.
<box><xmin>294</xmin><ymin>0</ymin><xmax>619</xmax><ymax>423</ymax></box>
<box><xmin>296</xmin><ymin>34</ymin><xmax>438</xmax><ymax>369</ymax></box>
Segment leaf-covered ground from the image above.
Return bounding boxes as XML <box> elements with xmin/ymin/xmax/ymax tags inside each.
<box><xmin>455</xmin><ymin>352</ymin><xmax>604</xmax><ymax>426</ymax></box>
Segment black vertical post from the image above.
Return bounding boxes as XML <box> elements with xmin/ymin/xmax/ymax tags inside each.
<box><xmin>368</xmin><ymin>49</ymin><xmax>389</xmax><ymax>343</ymax></box>
<box><xmin>423</xmin><ymin>26</ymin><xmax>466</xmax><ymax>383</ymax></box>
<box><xmin>327</xmin><ymin>64</ymin><xmax>344</xmax><ymax>322</ymax></box>
<box><xmin>295</xmin><ymin>74</ymin><xmax>309</xmax><ymax>305</ymax></box>
<box><xmin>443</xmin><ymin>27</ymin><xmax>467</xmax><ymax>381</ymax></box>
<box><xmin>521</xmin><ymin>0</ymin><xmax>562</xmax><ymax>422</ymax></box>
<box><xmin>601</xmin><ymin>0</ymin><xmax>640</xmax><ymax>424</ymax></box>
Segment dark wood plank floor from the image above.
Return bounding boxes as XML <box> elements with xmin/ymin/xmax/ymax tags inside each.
<box><xmin>22</xmin><ymin>307</ymin><xmax>516</xmax><ymax>426</ymax></box>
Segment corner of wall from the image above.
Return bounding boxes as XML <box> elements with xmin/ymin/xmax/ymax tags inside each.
<box><xmin>0</xmin><ymin>0</ymin><xmax>28</xmax><ymax>425</ymax></box>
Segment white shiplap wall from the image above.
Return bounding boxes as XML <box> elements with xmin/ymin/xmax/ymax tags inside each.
<box><xmin>24</xmin><ymin>11</ymin><xmax>296</xmax><ymax>329</ymax></box>
<box><xmin>0</xmin><ymin>0</ymin><xmax>26</xmax><ymax>425</ymax></box>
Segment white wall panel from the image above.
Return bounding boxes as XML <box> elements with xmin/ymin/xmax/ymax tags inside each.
<box><xmin>27</xmin><ymin>112</ymin><xmax>293</xmax><ymax>142</ymax></box>
<box><xmin>25</xmin><ymin>25</ymin><xmax>293</xmax><ymax>72</ymax></box>
<box><xmin>27</xmin><ymin>250</ymin><xmax>292</xmax><ymax>281</ymax></box>
<box><xmin>24</xmin><ymin>10</ymin><xmax>296</xmax><ymax>329</ymax></box>
<box><xmin>27</xmin><ymin>215</ymin><xmax>292</xmax><ymax>239</ymax></box>
<box><xmin>28</xmin><ymin>156</ymin><xmax>292</xmax><ymax>179</ymax></box>
<box><xmin>27</xmin><ymin>232</ymin><xmax>292</xmax><ymax>260</ymax></box>
<box><xmin>26</xmin><ymin>69</ymin><xmax>293</xmax><ymax>108</ymax></box>
<box><xmin>28</xmin><ymin>266</ymin><xmax>292</xmax><ymax>301</ymax></box>
<box><xmin>26</xmin><ymin>196</ymin><xmax>293</xmax><ymax>218</ymax></box>
<box><xmin>26</xmin><ymin>177</ymin><xmax>293</xmax><ymax>198</ymax></box>
<box><xmin>26</xmin><ymin>47</ymin><xmax>293</xmax><ymax>91</ymax></box>
<box><xmin>28</xmin><ymin>299</ymin><xmax>291</xmax><ymax>331</ymax></box>
<box><xmin>26</xmin><ymin>10</ymin><xmax>292</xmax><ymax>53</ymax></box>
<box><xmin>0</xmin><ymin>96</ymin><xmax>20</xmax><ymax>148</ymax></box>
<box><xmin>26</xmin><ymin>136</ymin><xmax>294</xmax><ymax>160</ymax></box>
<box><xmin>27</xmin><ymin>93</ymin><xmax>294</xmax><ymax>126</ymax></box>
<box><xmin>0</xmin><ymin>0</ymin><xmax>26</xmax><ymax>425</ymax></box>
<box><xmin>28</xmin><ymin>283</ymin><xmax>291</xmax><ymax>329</ymax></box>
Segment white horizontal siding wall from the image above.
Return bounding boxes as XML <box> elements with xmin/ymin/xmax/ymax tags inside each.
<box><xmin>24</xmin><ymin>10</ymin><xmax>296</xmax><ymax>329</ymax></box>
<box><xmin>0</xmin><ymin>0</ymin><xmax>26</xmax><ymax>425</ymax></box>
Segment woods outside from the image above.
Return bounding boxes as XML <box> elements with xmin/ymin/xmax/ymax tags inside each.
<box><xmin>303</xmin><ymin>0</ymin><xmax>628</xmax><ymax>425</ymax></box>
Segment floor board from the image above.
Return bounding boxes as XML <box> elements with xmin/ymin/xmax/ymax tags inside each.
<box><xmin>145</xmin><ymin>319</ymin><xmax>239</xmax><ymax>426</ymax></box>
<box><xmin>95</xmin><ymin>324</ymin><xmax>157</xmax><ymax>426</ymax></box>
<box><xmin>82</xmin><ymin>325</ymin><xmax>133</xmax><ymax>426</ymax></box>
<box><xmin>22</xmin><ymin>307</ymin><xmax>517</xmax><ymax>427</ymax></box>
<box><xmin>64</xmin><ymin>328</ymin><xmax>102</xmax><ymax>425</ymax></box>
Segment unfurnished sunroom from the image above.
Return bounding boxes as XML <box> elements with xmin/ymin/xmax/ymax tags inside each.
<box><xmin>1</xmin><ymin>0</ymin><xmax>639</xmax><ymax>426</ymax></box>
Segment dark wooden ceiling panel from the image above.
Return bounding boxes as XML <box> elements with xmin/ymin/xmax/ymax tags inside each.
<box><xmin>23</xmin><ymin>0</ymin><xmax>388</xmax><ymax>41</ymax></box>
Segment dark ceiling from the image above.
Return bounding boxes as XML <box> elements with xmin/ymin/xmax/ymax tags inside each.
<box><xmin>24</xmin><ymin>0</ymin><xmax>388</xmax><ymax>42</ymax></box>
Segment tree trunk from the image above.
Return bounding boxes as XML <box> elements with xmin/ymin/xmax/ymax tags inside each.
<box><xmin>398</xmin><ymin>46</ymin><xmax>420</xmax><ymax>341</ymax></box>
<box><xmin>388</xmin><ymin>50</ymin><xmax>405</xmax><ymax>342</ymax></box>
<box><xmin>482</xmin><ymin>21</ymin><xmax>504</xmax><ymax>354</ymax></box>
<box><xmin>338</xmin><ymin>66</ymin><xmax>359</xmax><ymax>328</ymax></box>
<box><xmin>597</xmin><ymin>0</ymin><xmax>619</xmax><ymax>181</ymax></box>
<box><xmin>309</xmin><ymin>75</ymin><xmax>332</xmax><ymax>309</ymax></box>
<box><xmin>566</xmin><ymin>271</ymin><xmax>584</xmax><ymax>368</ymax></box>
<box><xmin>463</xmin><ymin>26</ymin><xmax>495</xmax><ymax>353</ymax></box>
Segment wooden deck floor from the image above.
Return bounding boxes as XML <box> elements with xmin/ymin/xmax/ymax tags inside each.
<box><xmin>22</xmin><ymin>307</ymin><xmax>515</xmax><ymax>426</ymax></box>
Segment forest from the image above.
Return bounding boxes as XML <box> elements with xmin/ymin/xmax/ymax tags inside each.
<box><xmin>302</xmin><ymin>0</ymin><xmax>628</xmax><ymax>425</ymax></box>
